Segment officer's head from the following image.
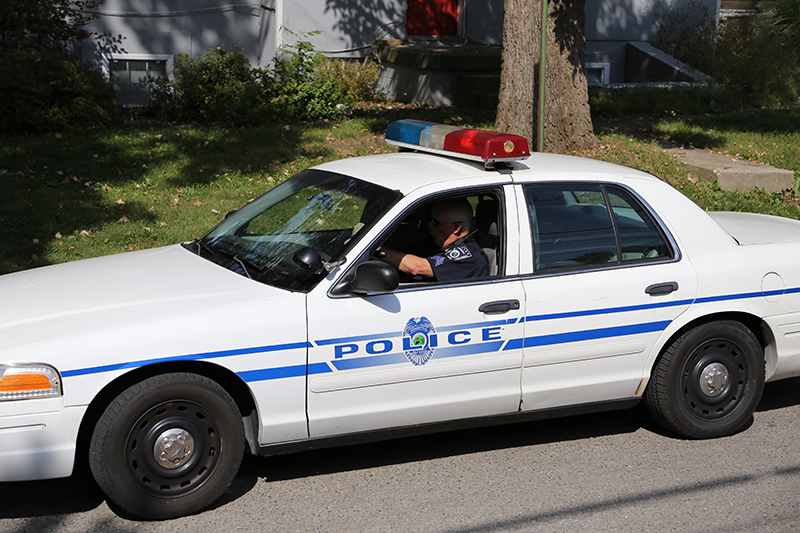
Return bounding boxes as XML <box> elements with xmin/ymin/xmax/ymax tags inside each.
<box><xmin>429</xmin><ymin>198</ymin><xmax>473</xmax><ymax>248</ymax></box>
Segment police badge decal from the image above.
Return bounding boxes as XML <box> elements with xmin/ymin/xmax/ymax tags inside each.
<box><xmin>402</xmin><ymin>316</ymin><xmax>437</xmax><ymax>366</ymax></box>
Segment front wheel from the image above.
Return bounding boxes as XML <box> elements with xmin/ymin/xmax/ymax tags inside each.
<box><xmin>89</xmin><ymin>373</ymin><xmax>244</xmax><ymax>519</ymax></box>
<box><xmin>645</xmin><ymin>321</ymin><xmax>765</xmax><ymax>439</ymax></box>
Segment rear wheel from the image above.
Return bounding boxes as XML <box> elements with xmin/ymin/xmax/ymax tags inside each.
<box><xmin>89</xmin><ymin>373</ymin><xmax>244</xmax><ymax>519</ymax></box>
<box><xmin>645</xmin><ymin>321</ymin><xmax>764</xmax><ymax>439</ymax></box>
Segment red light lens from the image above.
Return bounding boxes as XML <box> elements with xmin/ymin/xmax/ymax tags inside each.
<box><xmin>443</xmin><ymin>130</ymin><xmax>529</xmax><ymax>160</ymax></box>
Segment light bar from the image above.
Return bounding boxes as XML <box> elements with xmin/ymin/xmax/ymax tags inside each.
<box><xmin>385</xmin><ymin>119</ymin><xmax>530</xmax><ymax>164</ymax></box>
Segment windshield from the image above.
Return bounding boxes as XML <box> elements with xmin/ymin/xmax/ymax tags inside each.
<box><xmin>186</xmin><ymin>169</ymin><xmax>401</xmax><ymax>291</ymax></box>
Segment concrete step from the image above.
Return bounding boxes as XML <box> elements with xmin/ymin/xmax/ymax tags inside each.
<box><xmin>665</xmin><ymin>147</ymin><xmax>796</xmax><ymax>193</ymax></box>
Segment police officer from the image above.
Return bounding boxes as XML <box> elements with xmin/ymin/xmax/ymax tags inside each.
<box><xmin>379</xmin><ymin>198</ymin><xmax>489</xmax><ymax>282</ymax></box>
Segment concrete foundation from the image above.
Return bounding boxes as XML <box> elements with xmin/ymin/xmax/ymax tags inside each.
<box><xmin>375</xmin><ymin>41</ymin><xmax>502</xmax><ymax>108</ymax></box>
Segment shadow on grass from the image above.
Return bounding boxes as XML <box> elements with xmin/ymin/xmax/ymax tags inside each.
<box><xmin>0</xmin><ymin>123</ymin><xmax>306</xmax><ymax>275</ymax></box>
<box><xmin>3</xmin><ymin>104</ymin><xmax>797</xmax><ymax>275</ymax></box>
<box><xmin>355</xmin><ymin>105</ymin><xmax>497</xmax><ymax>136</ymax></box>
<box><xmin>596</xmin><ymin>105</ymin><xmax>800</xmax><ymax>151</ymax></box>
<box><xmin>685</xmin><ymin>106</ymin><xmax>800</xmax><ymax>135</ymax></box>
<box><xmin>0</xmin><ymin>108</ymin><xmax>498</xmax><ymax>276</ymax></box>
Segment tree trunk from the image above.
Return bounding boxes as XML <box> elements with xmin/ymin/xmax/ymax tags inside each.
<box><xmin>496</xmin><ymin>0</ymin><xmax>597</xmax><ymax>154</ymax></box>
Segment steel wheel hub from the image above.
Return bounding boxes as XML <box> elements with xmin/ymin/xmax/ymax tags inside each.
<box><xmin>154</xmin><ymin>428</ymin><xmax>195</xmax><ymax>469</ymax></box>
<box><xmin>699</xmin><ymin>362</ymin><xmax>730</xmax><ymax>397</ymax></box>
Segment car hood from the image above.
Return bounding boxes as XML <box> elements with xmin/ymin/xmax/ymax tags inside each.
<box><xmin>0</xmin><ymin>245</ymin><xmax>283</xmax><ymax>352</ymax></box>
<box><xmin>708</xmin><ymin>211</ymin><xmax>800</xmax><ymax>245</ymax></box>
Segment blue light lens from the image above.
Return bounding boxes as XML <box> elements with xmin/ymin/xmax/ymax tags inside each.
<box><xmin>385</xmin><ymin>119</ymin><xmax>436</xmax><ymax>145</ymax></box>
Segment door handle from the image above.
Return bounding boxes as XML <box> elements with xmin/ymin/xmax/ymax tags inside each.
<box><xmin>645</xmin><ymin>282</ymin><xmax>679</xmax><ymax>296</ymax></box>
<box><xmin>479</xmin><ymin>299</ymin><xmax>520</xmax><ymax>314</ymax></box>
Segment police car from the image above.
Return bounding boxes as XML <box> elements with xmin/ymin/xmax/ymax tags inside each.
<box><xmin>3</xmin><ymin>120</ymin><xmax>800</xmax><ymax>519</ymax></box>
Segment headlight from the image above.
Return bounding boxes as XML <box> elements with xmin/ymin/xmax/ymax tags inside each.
<box><xmin>0</xmin><ymin>364</ymin><xmax>62</xmax><ymax>401</ymax></box>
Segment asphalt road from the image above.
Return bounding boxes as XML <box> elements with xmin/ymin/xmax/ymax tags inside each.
<box><xmin>2</xmin><ymin>378</ymin><xmax>799</xmax><ymax>532</ymax></box>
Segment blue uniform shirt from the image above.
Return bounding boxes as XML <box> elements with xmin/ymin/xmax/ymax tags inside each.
<box><xmin>426</xmin><ymin>236</ymin><xmax>489</xmax><ymax>281</ymax></box>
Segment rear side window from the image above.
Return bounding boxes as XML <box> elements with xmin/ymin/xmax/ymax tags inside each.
<box><xmin>524</xmin><ymin>183</ymin><xmax>673</xmax><ymax>273</ymax></box>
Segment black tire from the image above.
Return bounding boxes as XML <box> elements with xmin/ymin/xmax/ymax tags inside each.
<box><xmin>89</xmin><ymin>373</ymin><xmax>244</xmax><ymax>520</ymax></box>
<box><xmin>645</xmin><ymin>320</ymin><xmax>765</xmax><ymax>439</ymax></box>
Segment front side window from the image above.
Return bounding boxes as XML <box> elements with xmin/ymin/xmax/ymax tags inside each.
<box><xmin>375</xmin><ymin>190</ymin><xmax>503</xmax><ymax>283</ymax></box>
<box><xmin>524</xmin><ymin>183</ymin><xmax>673</xmax><ymax>273</ymax></box>
<box><xmin>188</xmin><ymin>169</ymin><xmax>401</xmax><ymax>291</ymax></box>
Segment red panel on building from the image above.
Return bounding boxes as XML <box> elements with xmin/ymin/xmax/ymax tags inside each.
<box><xmin>407</xmin><ymin>0</ymin><xmax>458</xmax><ymax>36</ymax></box>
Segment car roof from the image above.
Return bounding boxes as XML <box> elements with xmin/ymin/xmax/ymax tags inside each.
<box><xmin>313</xmin><ymin>151</ymin><xmax>660</xmax><ymax>195</ymax></box>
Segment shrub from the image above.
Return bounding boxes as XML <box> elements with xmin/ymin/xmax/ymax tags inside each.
<box><xmin>712</xmin><ymin>17</ymin><xmax>799</xmax><ymax>107</ymax></box>
<box><xmin>149</xmin><ymin>47</ymin><xmax>274</xmax><ymax>125</ymax></box>
<box><xmin>655</xmin><ymin>2</ymin><xmax>799</xmax><ymax>108</ymax></box>
<box><xmin>150</xmin><ymin>33</ymin><xmax>380</xmax><ymax>125</ymax></box>
<box><xmin>0</xmin><ymin>49</ymin><xmax>119</xmax><ymax>134</ymax></box>
<box><xmin>276</xmin><ymin>74</ymin><xmax>351</xmax><ymax>120</ymax></box>
<box><xmin>315</xmin><ymin>58</ymin><xmax>381</xmax><ymax>102</ymax></box>
<box><xmin>766</xmin><ymin>0</ymin><xmax>800</xmax><ymax>53</ymax></box>
<box><xmin>271</xmin><ymin>33</ymin><xmax>353</xmax><ymax>120</ymax></box>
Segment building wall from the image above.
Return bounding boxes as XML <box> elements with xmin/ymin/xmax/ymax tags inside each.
<box><xmin>586</xmin><ymin>0</ymin><xmax>719</xmax><ymax>83</ymax></box>
<box><xmin>80</xmin><ymin>0</ymin><xmax>411</xmax><ymax>70</ymax></box>
<box><xmin>78</xmin><ymin>0</ymin><xmax>718</xmax><ymax>104</ymax></box>
<box><xmin>80</xmin><ymin>1</ymin><xmax>269</xmax><ymax>66</ymax></box>
<box><xmin>81</xmin><ymin>0</ymin><xmax>721</xmax><ymax>67</ymax></box>
<box><xmin>282</xmin><ymin>0</ymin><xmax>405</xmax><ymax>58</ymax></box>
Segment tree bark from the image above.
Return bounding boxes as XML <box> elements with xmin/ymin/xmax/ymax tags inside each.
<box><xmin>496</xmin><ymin>0</ymin><xmax>597</xmax><ymax>154</ymax></box>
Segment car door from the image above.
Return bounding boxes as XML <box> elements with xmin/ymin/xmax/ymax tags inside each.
<box><xmin>516</xmin><ymin>182</ymin><xmax>698</xmax><ymax>411</ymax></box>
<box><xmin>305</xmin><ymin>185</ymin><xmax>527</xmax><ymax>438</ymax></box>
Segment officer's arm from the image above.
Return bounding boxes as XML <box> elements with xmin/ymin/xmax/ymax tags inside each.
<box><xmin>379</xmin><ymin>248</ymin><xmax>434</xmax><ymax>278</ymax></box>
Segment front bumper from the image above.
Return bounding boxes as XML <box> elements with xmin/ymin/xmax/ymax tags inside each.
<box><xmin>0</xmin><ymin>398</ymin><xmax>86</xmax><ymax>482</ymax></box>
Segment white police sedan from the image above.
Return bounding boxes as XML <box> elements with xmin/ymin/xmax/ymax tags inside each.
<box><xmin>3</xmin><ymin>120</ymin><xmax>800</xmax><ymax>519</ymax></box>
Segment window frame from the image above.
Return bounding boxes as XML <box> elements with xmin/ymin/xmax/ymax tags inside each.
<box><xmin>523</xmin><ymin>181</ymin><xmax>680</xmax><ymax>276</ymax></box>
<box><xmin>329</xmin><ymin>185</ymin><xmax>508</xmax><ymax>297</ymax></box>
<box><xmin>104</xmin><ymin>54</ymin><xmax>174</xmax><ymax>107</ymax></box>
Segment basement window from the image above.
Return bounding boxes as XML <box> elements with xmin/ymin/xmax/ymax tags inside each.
<box><xmin>585</xmin><ymin>62</ymin><xmax>611</xmax><ymax>86</ymax></box>
<box><xmin>108</xmin><ymin>55</ymin><xmax>172</xmax><ymax>106</ymax></box>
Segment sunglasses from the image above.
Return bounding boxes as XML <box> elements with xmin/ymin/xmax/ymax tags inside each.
<box><xmin>430</xmin><ymin>218</ymin><xmax>466</xmax><ymax>227</ymax></box>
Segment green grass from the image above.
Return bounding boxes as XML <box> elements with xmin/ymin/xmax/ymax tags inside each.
<box><xmin>597</xmin><ymin>132</ymin><xmax>800</xmax><ymax>220</ymax></box>
<box><xmin>648</xmin><ymin>106</ymin><xmax>800</xmax><ymax>190</ymax></box>
<box><xmin>1</xmin><ymin>105</ymin><xmax>798</xmax><ymax>275</ymax></box>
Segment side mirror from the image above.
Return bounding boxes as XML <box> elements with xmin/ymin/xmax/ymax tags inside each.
<box><xmin>352</xmin><ymin>260</ymin><xmax>399</xmax><ymax>294</ymax></box>
<box><xmin>293</xmin><ymin>246</ymin><xmax>325</xmax><ymax>273</ymax></box>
